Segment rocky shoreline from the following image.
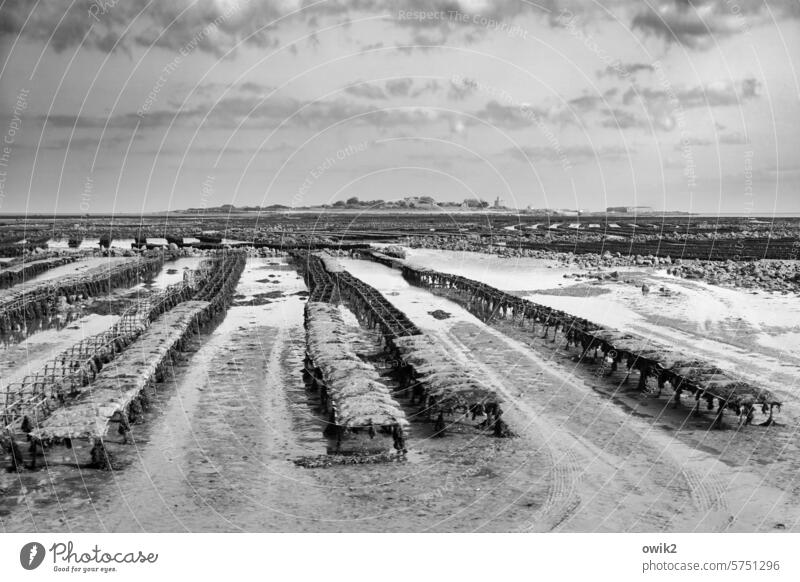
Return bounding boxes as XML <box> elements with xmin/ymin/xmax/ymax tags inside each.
<box><xmin>404</xmin><ymin>239</ymin><xmax>800</xmax><ymax>295</ymax></box>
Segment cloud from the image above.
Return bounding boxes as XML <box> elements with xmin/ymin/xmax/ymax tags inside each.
<box><xmin>93</xmin><ymin>73</ymin><xmax>758</xmax><ymax>137</ymax></box>
<box><xmin>5</xmin><ymin>0</ymin><xmax>799</xmax><ymax>56</ymax></box>
<box><xmin>601</xmin><ymin>109</ymin><xmax>644</xmax><ymax>130</ymax></box>
<box><xmin>40</xmin><ymin>132</ymin><xmax>135</xmax><ymax>150</ymax></box>
<box><xmin>447</xmin><ymin>77</ymin><xmax>478</xmax><ymax>101</ymax></box>
<box><xmin>632</xmin><ymin>1</ymin><xmax>739</xmax><ymax>48</ymax></box>
<box><xmin>410</xmin><ymin>79</ymin><xmax>441</xmax><ymax>97</ymax></box>
<box><xmin>475</xmin><ymin>92</ymin><xmax>611</xmax><ymax>129</ymax></box>
<box><xmin>343</xmin><ymin>78</ymin><xmax>441</xmax><ymax>100</ymax></box>
<box><xmin>37</xmin><ymin>91</ymin><xmax>475</xmax><ymax>135</ymax></box>
<box><xmin>359</xmin><ymin>41</ymin><xmax>384</xmax><ymax>53</ymax></box>
<box><xmin>629</xmin><ymin>0</ymin><xmax>800</xmax><ymax>48</ymax></box>
<box><xmin>677</xmin><ymin>78</ymin><xmax>760</xmax><ymax>108</ymax></box>
<box><xmin>385</xmin><ymin>78</ymin><xmax>413</xmax><ymax>97</ymax></box>
<box><xmin>239</xmin><ymin>81</ymin><xmax>271</xmax><ymax>95</ymax></box>
<box><xmin>568</xmin><ymin>94</ymin><xmax>608</xmax><ymax>113</ymax></box>
<box><xmin>598</xmin><ymin>62</ymin><xmax>655</xmax><ymax>79</ymax></box>
<box><xmin>345</xmin><ymin>82</ymin><xmax>387</xmax><ymax>100</ymax></box>
<box><xmin>0</xmin><ymin>0</ymin><xmax>257</xmax><ymax>54</ymax></box>
<box><xmin>475</xmin><ymin>100</ymin><xmax>538</xmax><ymax>129</ymax></box>
<box><xmin>0</xmin><ymin>0</ymin><xmax>549</xmax><ymax>54</ymax></box>
<box><xmin>620</xmin><ymin>78</ymin><xmax>761</xmax><ymax>130</ymax></box>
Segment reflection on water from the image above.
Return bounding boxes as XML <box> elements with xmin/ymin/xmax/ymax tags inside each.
<box><xmin>133</xmin><ymin>257</ymin><xmax>202</xmax><ymax>292</ymax></box>
<box><xmin>0</xmin><ymin>310</ymin><xmax>88</xmax><ymax>347</ymax></box>
<box><xmin>0</xmin><ymin>313</ymin><xmax>120</xmax><ymax>387</ymax></box>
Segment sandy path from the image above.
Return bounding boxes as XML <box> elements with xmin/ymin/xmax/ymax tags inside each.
<box><xmin>340</xmin><ymin>258</ymin><xmax>797</xmax><ymax>532</ymax></box>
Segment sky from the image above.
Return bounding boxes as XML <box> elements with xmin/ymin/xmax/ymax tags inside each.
<box><xmin>0</xmin><ymin>0</ymin><xmax>798</xmax><ymax>214</ymax></box>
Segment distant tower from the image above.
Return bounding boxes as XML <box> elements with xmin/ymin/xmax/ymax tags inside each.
<box><xmin>494</xmin><ymin>196</ymin><xmax>502</xmax><ymax>208</ymax></box>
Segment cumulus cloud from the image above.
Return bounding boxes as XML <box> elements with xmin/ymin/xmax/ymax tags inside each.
<box><xmin>1</xmin><ymin>0</ymin><xmax>255</xmax><ymax>54</ymax></box>
<box><xmin>4</xmin><ymin>0</ymin><xmax>799</xmax><ymax>55</ymax></box>
<box><xmin>0</xmin><ymin>0</ymin><xmax>556</xmax><ymax>54</ymax></box>
<box><xmin>629</xmin><ymin>0</ymin><xmax>800</xmax><ymax>48</ymax></box>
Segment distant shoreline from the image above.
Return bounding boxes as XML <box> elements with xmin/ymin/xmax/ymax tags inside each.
<box><xmin>2</xmin><ymin>210</ymin><xmax>799</xmax><ymax>219</ymax></box>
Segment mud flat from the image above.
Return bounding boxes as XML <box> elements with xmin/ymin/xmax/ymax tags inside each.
<box><xmin>1</xmin><ymin>252</ymin><xmax>244</xmax><ymax>465</ymax></box>
<box><xmin>1</xmin><ymin>276</ymin><xmax>201</xmax><ymax>434</ymax></box>
<box><xmin>401</xmin><ymin>265</ymin><xmax>780</xmax><ymax>425</ymax></box>
<box><xmin>336</xmin><ymin>257</ymin><xmax>799</xmax><ymax>532</ymax></box>
<box><xmin>4</xmin><ymin>251</ymin><xmax>797</xmax><ymax>532</ymax></box>
<box><xmin>397</xmin><ymin>248</ymin><xmax>800</xmax><ymax>397</ymax></box>
<box><xmin>0</xmin><ymin>258</ymin><xmax>206</xmax><ymax>389</ymax></box>
<box><xmin>0</xmin><ymin>257</ymin><xmax>560</xmax><ymax>532</ymax></box>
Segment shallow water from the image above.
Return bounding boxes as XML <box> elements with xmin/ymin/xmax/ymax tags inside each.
<box><xmin>0</xmin><ymin>313</ymin><xmax>120</xmax><ymax>387</ymax></box>
<box><xmin>0</xmin><ymin>257</ymin><xmax>325</xmax><ymax>532</ymax></box>
<box><xmin>133</xmin><ymin>257</ymin><xmax>202</xmax><ymax>292</ymax></box>
<box><xmin>10</xmin><ymin>256</ymin><xmax>131</xmax><ymax>286</ymax></box>
<box><xmin>339</xmin><ymin>258</ymin><xmax>482</xmax><ymax>333</ymax></box>
<box><xmin>0</xmin><ymin>257</ymin><xmax>184</xmax><ymax>348</ymax></box>
<box><xmin>400</xmin><ymin>248</ymin><xmax>581</xmax><ymax>291</ymax></box>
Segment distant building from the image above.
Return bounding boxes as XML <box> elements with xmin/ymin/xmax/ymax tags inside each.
<box><xmin>494</xmin><ymin>196</ymin><xmax>503</xmax><ymax>209</ymax></box>
<box><xmin>606</xmin><ymin>206</ymin><xmax>654</xmax><ymax>214</ymax></box>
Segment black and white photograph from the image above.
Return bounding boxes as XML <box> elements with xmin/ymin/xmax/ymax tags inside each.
<box><xmin>0</xmin><ymin>0</ymin><xmax>799</xmax><ymax>577</ymax></box>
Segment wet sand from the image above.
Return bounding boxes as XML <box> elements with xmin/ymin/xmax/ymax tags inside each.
<box><xmin>3</xmin><ymin>254</ymin><xmax>798</xmax><ymax>532</ymax></box>
<box><xmin>398</xmin><ymin>248</ymin><xmax>800</xmax><ymax>397</ymax></box>
<box><xmin>338</xmin><ymin>257</ymin><xmax>799</xmax><ymax>532</ymax></box>
<box><xmin>0</xmin><ymin>259</ymin><xmax>565</xmax><ymax>532</ymax></box>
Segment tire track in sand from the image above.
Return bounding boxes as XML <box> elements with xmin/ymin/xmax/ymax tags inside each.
<box><xmin>443</xmin><ymin>322</ymin><xmax>707</xmax><ymax>532</ymax></box>
<box><xmin>438</xmin><ymin>328</ymin><xmax>585</xmax><ymax>532</ymax></box>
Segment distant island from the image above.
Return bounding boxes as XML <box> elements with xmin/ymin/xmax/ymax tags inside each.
<box><xmin>179</xmin><ymin>197</ymin><xmax>688</xmax><ymax>216</ymax></box>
